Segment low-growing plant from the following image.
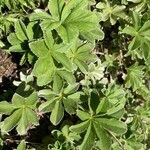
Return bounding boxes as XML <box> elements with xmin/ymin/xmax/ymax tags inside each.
<box><xmin>0</xmin><ymin>0</ymin><xmax>150</xmax><ymax>150</ymax></box>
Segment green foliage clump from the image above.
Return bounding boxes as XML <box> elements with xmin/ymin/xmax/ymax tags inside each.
<box><xmin>0</xmin><ymin>0</ymin><xmax>150</xmax><ymax>149</ymax></box>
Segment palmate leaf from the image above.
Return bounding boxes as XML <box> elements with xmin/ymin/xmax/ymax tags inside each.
<box><xmin>96</xmin><ymin>84</ymin><xmax>126</xmax><ymax>118</ymax></box>
<box><xmin>0</xmin><ymin>92</ymin><xmax>39</xmax><ymax>135</ymax></box>
<box><xmin>70</xmin><ymin>107</ymin><xmax>127</xmax><ymax>149</ymax></box>
<box><xmin>69</xmin><ymin>88</ymin><xmax>127</xmax><ymax>149</ymax></box>
<box><xmin>30</xmin><ymin>0</ymin><xmax>104</xmax><ymax>43</ymax></box>
<box><xmin>29</xmin><ymin>30</ymin><xmax>74</xmax><ymax>86</ymax></box>
<box><xmin>51</xmin><ymin>126</ymin><xmax>77</xmax><ymax>146</ymax></box>
<box><xmin>96</xmin><ymin>0</ymin><xmax>126</xmax><ymax>25</ymax></box>
<box><xmin>125</xmin><ymin>63</ymin><xmax>147</xmax><ymax>92</ymax></box>
<box><xmin>122</xmin><ymin>12</ymin><xmax>150</xmax><ymax>61</ymax></box>
<box><xmin>7</xmin><ymin>20</ymin><xmax>39</xmax><ymax>65</ymax></box>
<box><xmin>66</xmin><ymin>40</ymin><xmax>95</xmax><ymax>72</ymax></box>
<box><xmin>39</xmin><ymin>84</ymin><xmax>80</xmax><ymax>125</ymax></box>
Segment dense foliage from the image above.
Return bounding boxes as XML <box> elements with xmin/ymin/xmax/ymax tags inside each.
<box><xmin>0</xmin><ymin>0</ymin><xmax>150</xmax><ymax>149</ymax></box>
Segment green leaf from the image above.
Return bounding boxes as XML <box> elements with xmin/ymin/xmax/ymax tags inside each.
<box><xmin>63</xmin><ymin>97</ymin><xmax>78</xmax><ymax>114</ymax></box>
<box><xmin>77</xmin><ymin>110</ymin><xmax>91</xmax><ymax>121</ymax></box>
<box><xmin>81</xmin><ymin>28</ymin><xmax>104</xmax><ymax>43</ymax></box>
<box><xmin>96</xmin><ymin>98</ymin><xmax>109</xmax><ymax>114</ymax></box>
<box><xmin>122</xmin><ymin>26</ymin><xmax>138</xmax><ymax>37</ymax></box>
<box><xmin>48</xmin><ymin>0</ymin><xmax>64</xmax><ymax>21</ymax></box>
<box><xmin>25</xmin><ymin>92</ymin><xmax>38</xmax><ymax>106</ymax></box>
<box><xmin>50</xmin><ymin>101</ymin><xmax>64</xmax><ymax>125</ymax></box>
<box><xmin>0</xmin><ymin>40</ymin><xmax>4</xmax><ymax>47</ymax></box>
<box><xmin>26</xmin><ymin>108</ymin><xmax>39</xmax><ymax>126</ymax></box>
<box><xmin>43</xmin><ymin>29</ymin><xmax>54</xmax><ymax>49</ymax></box>
<box><xmin>94</xmin><ymin>123</ymin><xmax>111</xmax><ymax>150</ymax></box>
<box><xmin>17</xmin><ymin>140</ymin><xmax>26</xmax><ymax>150</ymax></box>
<box><xmin>74</xmin><ymin>59</ymin><xmax>88</xmax><ymax>72</ymax></box>
<box><xmin>33</xmin><ymin>57</ymin><xmax>55</xmax><ymax>86</ymax></box>
<box><xmin>29</xmin><ymin>36</ymin><xmax>76</xmax><ymax>86</ymax></box>
<box><xmin>97</xmin><ymin>118</ymin><xmax>127</xmax><ymax>135</ymax></box>
<box><xmin>57</xmin><ymin>24</ymin><xmax>79</xmax><ymax>43</ymax></box>
<box><xmin>53</xmin><ymin>74</ymin><xmax>63</xmax><ymax>93</ymax></box>
<box><xmin>126</xmin><ymin>63</ymin><xmax>144</xmax><ymax>91</ymax></box>
<box><xmin>40</xmin><ymin>19</ymin><xmax>60</xmax><ymax>30</ymax></box>
<box><xmin>132</xmin><ymin>11</ymin><xmax>141</xmax><ymax>30</ymax></box>
<box><xmin>7</xmin><ymin>33</ymin><xmax>22</xmax><ymax>45</ymax></box>
<box><xmin>80</xmin><ymin>123</ymin><xmax>95</xmax><ymax>150</ymax></box>
<box><xmin>97</xmin><ymin>84</ymin><xmax>126</xmax><ymax>116</ymax></box>
<box><xmin>52</xmin><ymin>51</ymin><xmax>73</xmax><ymax>71</ymax></box>
<box><xmin>1</xmin><ymin>92</ymin><xmax>39</xmax><ymax>135</ymax></box>
<box><xmin>67</xmin><ymin>40</ymin><xmax>94</xmax><ymax>72</ymax></box>
<box><xmin>128</xmin><ymin>36</ymin><xmax>141</xmax><ymax>50</ymax></box>
<box><xmin>1</xmin><ymin>109</ymin><xmax>22</xmax><ymax>133</ymax></box>
<box><xmin>29</xmin><ymin>39</ymin><xmax>49</xmax><ymax>58</ymax></box>
<box><xmin>63</xmin><ymin>83</ymin><xmax>79</xmax><ymax>95</ymax></box>
<box><xmin>60</xmin><ymin>0</ymin><xmax>88</xmax><ymax>22</ymax></box>
<box><xmin>26</xmin><ymin>21</ymin><xmax>37</xmax><ymax>41</ymax></box>
<box><xmin>0</xmin><ymin>101</ymin><xmax>15</xmax><ymax>115</ymax></box>
<box><xmin>41</xmin><ymin>0</ymin><xmax>101</xmax><ymax>43</ymax></box>
<box><xmin>122</xmin><ymin>13</ymin><xmax>150</xmax><ymax>58</ymax></box>
<box><xmin>141</xmin><ymin>39</ymin><xmax>150</xmax><ymax>60</ymax></box>
<box><xmin>12</xmin><ymin>93</ymin><xmax>25</xmax><ymax>106</ymax></box>
<box><xmin>139</xmin><ymin>20</ymin><xmax>150</xmax><ymax>35</ymax></box>
<box><xmin>38</xmin><ymin>98</ymin><xmax>56</xmax><ymax>113</ymax></box>
<box><xmin>16</xmin><ymin>109</ymin><xmax>28</xmax><ymax>135</ymax></box>
<box><xmin>30</xmin><ymin>11</ymin><xmax>52</xmax><ymax>21</ymax></box>
<box><xmin>57</xmin><ymin>69</ymin><xmax>76</xmax><ymax>84</ymax></box>
<box><xmin>97</xmin><ymin>1</ymin><xmax>126</xmax><ymax>25</ymax></box>
<box><xmin>69</xmin><ymin>120</ymin><xmax>89</xmax><ymax>134</ymax></box>
<box><xmin>15</xmin><ymin>20</ymin><xmax>28</xmax><ymax>42</ymax></box>
<box><xmin>9</xmin><ymin>44</ymin><xmax>24</xmax><ymax>52</ymax></box>
<box><xmin>16</xmin><ymin>109</ymin><xmax>38</xmax><ymax>135</ymax></box>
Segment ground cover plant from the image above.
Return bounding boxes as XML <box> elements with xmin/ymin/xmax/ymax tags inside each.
<box><xmin>0</xmin><ymin>0</ymin><xmax>150</xmax><ymax>149</ymax></box>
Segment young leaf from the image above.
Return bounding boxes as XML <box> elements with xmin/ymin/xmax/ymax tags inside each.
<box><xmin>96</xmin><ymin>1</ymin><xmax>126</xmax><ymax>25</ymax></box>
